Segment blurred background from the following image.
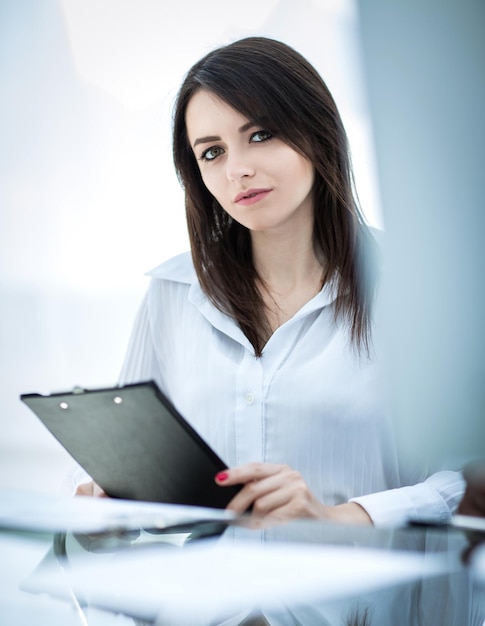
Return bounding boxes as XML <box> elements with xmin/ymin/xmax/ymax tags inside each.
<box><xmin>0</xmin><ymin>0</ymin><xmax>382</xmax><ymax>493</ymax></box>
<box><xmin>358</xmin><ymin>1</ymin><xmax>484</xmax><ymax>470</ymax></box>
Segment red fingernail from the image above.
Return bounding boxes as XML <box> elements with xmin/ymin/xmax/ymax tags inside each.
<box><xmin>216</xmin><ymin>472</ymin><xmax>229</xmax><ymax>482</ymax></box>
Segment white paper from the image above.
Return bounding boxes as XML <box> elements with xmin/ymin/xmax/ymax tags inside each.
<box><xmin>0</xmin><ymin>488</ymin><xmax>235</xmax><ymax>533</ymax></box>
<box><xmin>451</xmin><ymin>514</ymin><xmax>485</xmax><ymax>534</ymax></box>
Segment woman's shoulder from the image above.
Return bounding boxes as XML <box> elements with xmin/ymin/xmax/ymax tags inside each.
<box><xmin>145</xmin><ymin>251</ymin><xmax>196</xmax><ymax>285</ymax></box>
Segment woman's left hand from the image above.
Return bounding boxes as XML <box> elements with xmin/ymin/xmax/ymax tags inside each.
<box><xmin>215</xmin><ymin>462</ymin><xmax>372</xmax><ymax>525</ymax></box>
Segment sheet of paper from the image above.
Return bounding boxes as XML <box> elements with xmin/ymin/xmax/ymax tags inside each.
<box><xmin>25</xmin><ymin>537</ymin><xmax>456</xmax><ymax>624</ymax></box>
<box><xmin>0</xmin><ymin>488</ymin><xmax>235</xmax><ymax>533</ymax></box>
<box><xmin>452</xmin><ymin>514</ymin><xmax>485</xmax><ymax>534</ymax></box>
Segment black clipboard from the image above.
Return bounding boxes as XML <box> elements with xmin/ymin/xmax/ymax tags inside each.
<box><xmin>20</xmin><ymin>380</ymin><xmax>241</xmax><ymax>509</ymax></box>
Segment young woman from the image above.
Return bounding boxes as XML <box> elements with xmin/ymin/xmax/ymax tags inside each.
<box><xmin>78</xmin><ymin>37</ymin><xmax>463</xmax><ymax>526</ymax></box>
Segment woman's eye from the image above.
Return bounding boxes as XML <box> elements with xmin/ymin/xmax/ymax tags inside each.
<box><xmin>200</xmin><ymin>146</ymin><xmax>224</xmax><ymax>162</ymax></box>
<box><xmin>250</xmin><ymin>130</ymin><xmax>272</xmax><ymax>143</ymax></box>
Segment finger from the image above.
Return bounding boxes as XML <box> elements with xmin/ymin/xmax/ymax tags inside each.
<box><xmin>75</xmin><ymin>481</ymin><xmax>94</xmax><ymax>496</ymax></box>
<box><xmin>249</xmin><ymin>472</ymin><xmax>312</xmax><ymax>517</ymax></box>
<box><xmin>215</xmin><ymin>462</ymin><xmax>287</xmax><ymax>487</ymax></box>
<box><xmin>250</xmin><ymin>483</ymin><xmax>295</xmax><ymax>516</ymax></box>
<box><xmin>257</xmin><ymin>500</ymin><xmax>305</xmax><ymax>524</ymax></box>
<box><xmin>232</xmin><ymin>493</ymin><xmax>301</xmax><ymax>524</ymax></box>
<box><xmin>93</xmin><ymin>484</ymin><xmax>108</xmax><ymax>498</ymax></box>
<box><xmin>75</xmin><ymin>481</ymin><xmax>107</xmax><ymax>498</ymax></box>
<box><xmin>224</xmin><ymin>469</ymin><xmax>297</xmax><ymax>515</ymax></box>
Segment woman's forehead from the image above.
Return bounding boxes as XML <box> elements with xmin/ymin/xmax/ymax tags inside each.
<box><xmin>185</xmin><ymin>90</ymin><xmax>251</xmax><ymax>143</ymax></box>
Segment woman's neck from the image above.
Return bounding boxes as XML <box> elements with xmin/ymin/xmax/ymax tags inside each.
<box><xmin>251</xmin><ymin>228</ymin><xmax>323</xmax><ymax>292</ymax></box>
<box><xmin>251</xmin><ymin>228</ymin><xmax>325</xmax><ymax>334</ymax></box>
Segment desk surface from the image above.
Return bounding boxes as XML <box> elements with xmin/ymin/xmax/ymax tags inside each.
<box><xmin>2</xmin><ymin>515</ymin><xmax>484</xmax><ymax>626</ymax></box>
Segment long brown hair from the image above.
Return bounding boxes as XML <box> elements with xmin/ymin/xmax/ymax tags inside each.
<box><xmin>173</xmin><ymin>37</ymin><xmax>378</xmax><ymax>357</ymax></box>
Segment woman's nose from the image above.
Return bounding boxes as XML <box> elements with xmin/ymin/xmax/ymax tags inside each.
<box><xmin>226</xmin><ymin>153</ymin><xmax>255</xmax><ymax>182</ymax></box>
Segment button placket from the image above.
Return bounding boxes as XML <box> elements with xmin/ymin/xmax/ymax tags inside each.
<box><xmin>235</xmin><ymin>350</ymin><xmax>264</xmax><ymax>465</ymax></box>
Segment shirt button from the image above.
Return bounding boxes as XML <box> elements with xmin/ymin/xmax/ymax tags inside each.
<box><xmin>245</xmin><ymin>392</ymin><xmax>255</xmax><ymax>405</ymax></box>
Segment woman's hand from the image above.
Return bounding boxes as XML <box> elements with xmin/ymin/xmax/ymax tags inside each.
<box><xmin>457</xmin><ymin>460</ymin><xmax>485</xmax><ymax>518</ymax></box>
<box><xmin>75</xmin><ymin>480</ymin><xmax>107</xmax><ymax>498</ymax></box>
<box><xmin>215</xmin><ymin>462</ymin><xmax>372</xmax><ymax>526</ymax></box>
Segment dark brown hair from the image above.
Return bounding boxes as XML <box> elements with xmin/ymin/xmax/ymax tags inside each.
<box><xmin>173</xmin><ymin>36</ymin><xmax>378</xmax><ymax>357</ymax></box>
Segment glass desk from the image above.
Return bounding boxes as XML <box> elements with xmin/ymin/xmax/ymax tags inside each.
<box><xmin>2</xmin><ymin>514</ymin><xmax>484</xmax><ymax>626</ymax></box>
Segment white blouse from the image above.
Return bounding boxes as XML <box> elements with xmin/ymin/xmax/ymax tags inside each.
<box><xmin>119</xmin><ymin>251</ymin><xmax>464</xmax><ymax>526</ymax></box>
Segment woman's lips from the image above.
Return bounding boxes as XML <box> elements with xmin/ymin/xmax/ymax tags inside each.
<box><xmin>234</xmin><ymin>188</ymin><xmax>273</xmax><ymax>206</ymax></box>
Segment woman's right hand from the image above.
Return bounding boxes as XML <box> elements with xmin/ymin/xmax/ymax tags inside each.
<box><xmin>75</xmin><ymin>480</ymin><xmax>107</xmax><ymax>498</ymax></box>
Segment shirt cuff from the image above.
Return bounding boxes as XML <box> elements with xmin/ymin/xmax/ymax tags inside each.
<box><xmin>349</xmin><ymin>471</ymin><xmax>465</xmax><ymax>527</ymax></box>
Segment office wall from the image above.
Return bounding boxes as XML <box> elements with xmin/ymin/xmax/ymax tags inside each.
<box><xmin>0</xmin><ymin>0</ymin><xmax>380</xmax><ymax>493</ymax></box>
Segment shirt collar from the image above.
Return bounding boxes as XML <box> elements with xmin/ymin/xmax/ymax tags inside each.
<box><xmin>146</xmin><ymin>251</ymin><xmax>254</xmax><ymax>350</ymax></box>
<box><xmin>146</xmin><ymin>250</ymin><xmax>339</xmax><ymax>351</ymax></box>
<box><xmin>146</xmin><ymin>251</ymin><xmax>195</xmax><ymax>283</ymax></box>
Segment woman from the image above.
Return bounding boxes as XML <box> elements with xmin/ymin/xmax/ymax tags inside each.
<box><xmin>78</xmin><ymin>37</ymin><xmax>463</xmax><ymax>526</ymax></box>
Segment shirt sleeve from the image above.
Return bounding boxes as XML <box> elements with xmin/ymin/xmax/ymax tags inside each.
<box><xmin>349</xmin><ymin>470</ymin><xmax>465</xmax><ymax>526</ymax></box>
<box><xmin>118</xmin><ymin>289</ymin><xmax>163</xmax><ymax>386</ymax></box>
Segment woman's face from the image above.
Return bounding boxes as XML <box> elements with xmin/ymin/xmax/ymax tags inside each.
<box><xmin>185</xmin><ymin>89</ymin><xmax>315</xmax><ymax>236</ymax></box>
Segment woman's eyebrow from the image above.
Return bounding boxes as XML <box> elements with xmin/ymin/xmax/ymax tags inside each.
<box><xmin>193</xmin><ymin>135</ymin><xmax>220</xmax><ymax>148</ymax></box>
<box><xmin>192</xmin><ymin>122</ymin><xmax>256</xmax><ymax>148</ymax></box>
